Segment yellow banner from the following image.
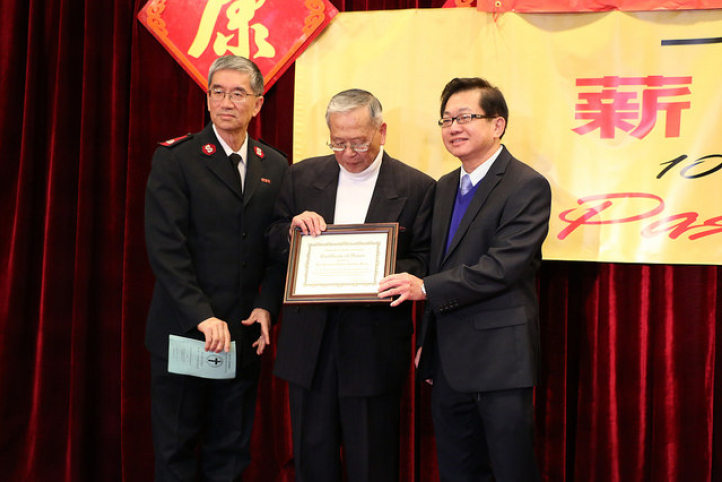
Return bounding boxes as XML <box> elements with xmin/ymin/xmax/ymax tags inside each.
<box><xmin>294</xmin><ymin>9</ymin><xmax>722</xmax><ymax>265</ymax></box>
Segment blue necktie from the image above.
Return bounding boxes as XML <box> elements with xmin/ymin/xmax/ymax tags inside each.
<box><xmin>445</xmin><ymin>174</ymin><xmax>475</xmax><ymax>254</ymax></box>
<box><xmin>460</xmin><ymin>174</ymin><xmax>472</xmax><ymax>196</ymax></box>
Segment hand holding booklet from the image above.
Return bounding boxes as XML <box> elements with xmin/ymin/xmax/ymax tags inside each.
<box><xmin>167</xmin><ymin>334</ymin><xmax>236</xmax><ymax>379</ymax></box>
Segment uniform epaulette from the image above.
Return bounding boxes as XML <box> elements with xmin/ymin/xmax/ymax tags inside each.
<box><xmin>158</xmin><ymin>133</ymin><xmax>193</xmax><ymax>147</ymax></box>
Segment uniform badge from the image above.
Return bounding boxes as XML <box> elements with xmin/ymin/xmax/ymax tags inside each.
<box><xmin>202</xmin><ymin>144</ymin><xmax>216</xmax><ymax>155</ymax></box>
<box><xmin>261</xmin><ymin>178</ymin><xmax>271</xmax><ymax>184</ymax></box>
<box><xmin>254</xmin><ymin>146</ymin><xmax>265</xmax><ymax>158</ymax></box>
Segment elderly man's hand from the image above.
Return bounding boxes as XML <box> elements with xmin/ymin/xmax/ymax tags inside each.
<box><xmin>290</xmin><ymin>211</ymin><xmax>327</xmax><ymax>237</ymax></box>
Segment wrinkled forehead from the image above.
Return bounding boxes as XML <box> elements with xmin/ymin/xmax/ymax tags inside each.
<box><xmin>328</xmin><ymin>109</ymin><xmax>376</xmax><ymax>138</ymax></box>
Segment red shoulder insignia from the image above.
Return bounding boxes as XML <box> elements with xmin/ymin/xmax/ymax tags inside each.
<box><xmin>158</xmin><ymin>133</ymin><xmax>192</xmax><ymax>147</ymax></box>
<box><xmin>254</xmin><ymin>146</ymin><xmax>265</xmax><ymax>159</ymax></box>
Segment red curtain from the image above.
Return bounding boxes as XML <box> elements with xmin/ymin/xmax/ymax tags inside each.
<box><xmin>1</xmin><ymin>1</ymin><xmax>720</xmax><ymax>481</ymax></box>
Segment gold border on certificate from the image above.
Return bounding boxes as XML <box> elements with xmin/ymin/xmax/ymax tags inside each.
<box><xmin>284</xmin><ymin>223</ymin><xmax>398</xmax><ymax>303</ymax></box>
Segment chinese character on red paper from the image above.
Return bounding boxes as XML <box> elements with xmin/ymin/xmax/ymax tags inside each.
<box><xmin>137</xmin><ymin>0</ymin><xmax>338</xmax><ymax>92</ymax></box>
<box><xmin>573</xmin><ymin>76</ymin><xmax>692</xmax><ymax>139</ymax></box>
<box><xmin>189</xmin><ymin>0</ymin><xmax>275</xmax><ymax>60</ymax></box>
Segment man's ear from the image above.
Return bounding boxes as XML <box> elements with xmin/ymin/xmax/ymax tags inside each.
<box><xmin>494</xmin><ymin>117</ymin><xmax>506</xmax><ymax>138</ymax></box>
<box><xmin>379</xmin><ymin>122</ymin><xmax>388</xmax><ymax>144</ymax></box>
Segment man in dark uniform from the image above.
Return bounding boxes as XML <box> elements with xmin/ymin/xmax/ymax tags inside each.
<box><xmin>144</xmin><ymin>55</ymin><xmax>287</xmax><ymax>481</ymax></box>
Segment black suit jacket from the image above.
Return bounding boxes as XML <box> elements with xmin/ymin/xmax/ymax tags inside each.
<box><xmin>418</xmin><ymin>146</ymin><xmax>551</xmax><ymax>393</ymax></box>
<box><xmin>144</xmin><ymin>123</ymin><xmax>288</xmax><ymax>368</ymax></box>
<box><xmin>270</xmin><ymin>152</ymin><xmax>435</xmax><ymax>397</ymax></box>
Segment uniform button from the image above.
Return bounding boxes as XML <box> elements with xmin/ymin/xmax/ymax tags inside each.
<box><xmin>242</xmin><ymin>232</ymin><xmax>247</xmax><ymax>238</ymax></box>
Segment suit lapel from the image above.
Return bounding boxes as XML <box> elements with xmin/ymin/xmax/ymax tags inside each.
<box><xmin>365</xmin><ymin>154</ymin><xmax>405</xmax><ymax>223</ymax></box>
<box><xmin>432</xmin><ymin>171</ymin><xmax>459</xmax><ymax>270</ymax></box>
<box><xmin>201</xmin><ymin>125</ymin><xmax>243</xmax><ymax>200</ymax></box>
<box><xmin>243</xmin><ymin>140</ymin><xmax>263</xmax><ymax>206</ymax></box>
<box><xmin>308</xmin><ymin>157</ymin><xmax>340</xmax><ymax>222</ymax></box>
<box><xmin>441</xmin><ymin>149</ymin><xmax>511</xmax><ymax>264</ymax></box>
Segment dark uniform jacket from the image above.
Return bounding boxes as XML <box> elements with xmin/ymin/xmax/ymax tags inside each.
<box><xmin>145</xmin><ymin>123</ymin><xmax>288</xmax><ymax>367</ymax></box>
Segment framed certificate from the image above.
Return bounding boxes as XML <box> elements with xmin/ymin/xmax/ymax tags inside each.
<box><xmin>283</xmin><ymin>223</ymin><xmax>399</xmax><ymax>303</ymax></box>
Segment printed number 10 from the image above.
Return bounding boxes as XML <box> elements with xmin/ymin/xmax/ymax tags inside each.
<box><xmin>657</xmin><ymin>154</ymin><xmax>722</xmax><ymax>179</ymax></box>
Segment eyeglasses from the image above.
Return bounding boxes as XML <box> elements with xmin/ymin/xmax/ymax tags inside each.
<box><xmin>327</xmin><ymin>130</ymin><xmax>377</xmax><ymax>153</ymax></box>
<box><xmin>207</xmin><ymin>88</ymin><xmax>260</xmax><ymax>104</ymax></box>
<box><xmin>438</xmin><ymin>113</ymin><xmax>493</xmax><ymax>128</ymax></box>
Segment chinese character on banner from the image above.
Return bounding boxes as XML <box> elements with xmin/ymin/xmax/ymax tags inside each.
<box><xmin>137</xmin><ymin>0</ymin><xmax>339</xmax><ymax>92</ymax></box>
<box><xmin>573</xmin><ymin>75</ymin><xmax>692</xmax><ymax>139</ymax></box>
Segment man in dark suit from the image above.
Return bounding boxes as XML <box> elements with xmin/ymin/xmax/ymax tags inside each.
<box><xmin>379</xmin><ymin>77</ymin><xmax>552</xmax><ymax>481</ymax></box>
<box><xmin>268</xmin><ymin>89</ymin><xmax>435</xmax><ymax>482</ymax></box>
<box><xmin>144</xmin><ymin>55</ymin><xmax>287</xmax><ymax>481</ymax></box>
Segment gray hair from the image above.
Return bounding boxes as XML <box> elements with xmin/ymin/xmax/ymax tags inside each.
<box><xmin>325</xmin><ymin>89</ymin><xmax>383</xmax><ymax>128</ymax></box>
<box><xmin>207</xmin><ymin>55</ymin><xmax>264</xmax><ymax>95</ymax></box>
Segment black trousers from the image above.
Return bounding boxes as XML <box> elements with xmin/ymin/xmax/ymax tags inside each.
<box><xmin>150</xmin><ymin>355</ymin><xmax>261</xmax><ymax>482</ymax></box>
<box><xmin>287</xmin><ymin>319</ymin><xmax>402</xmax><ymax>482</ymax></box>
<box><xmin>431</xmin><ymin>364</ymin><xmax>541</xmax><ymax>482</ymax></box>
